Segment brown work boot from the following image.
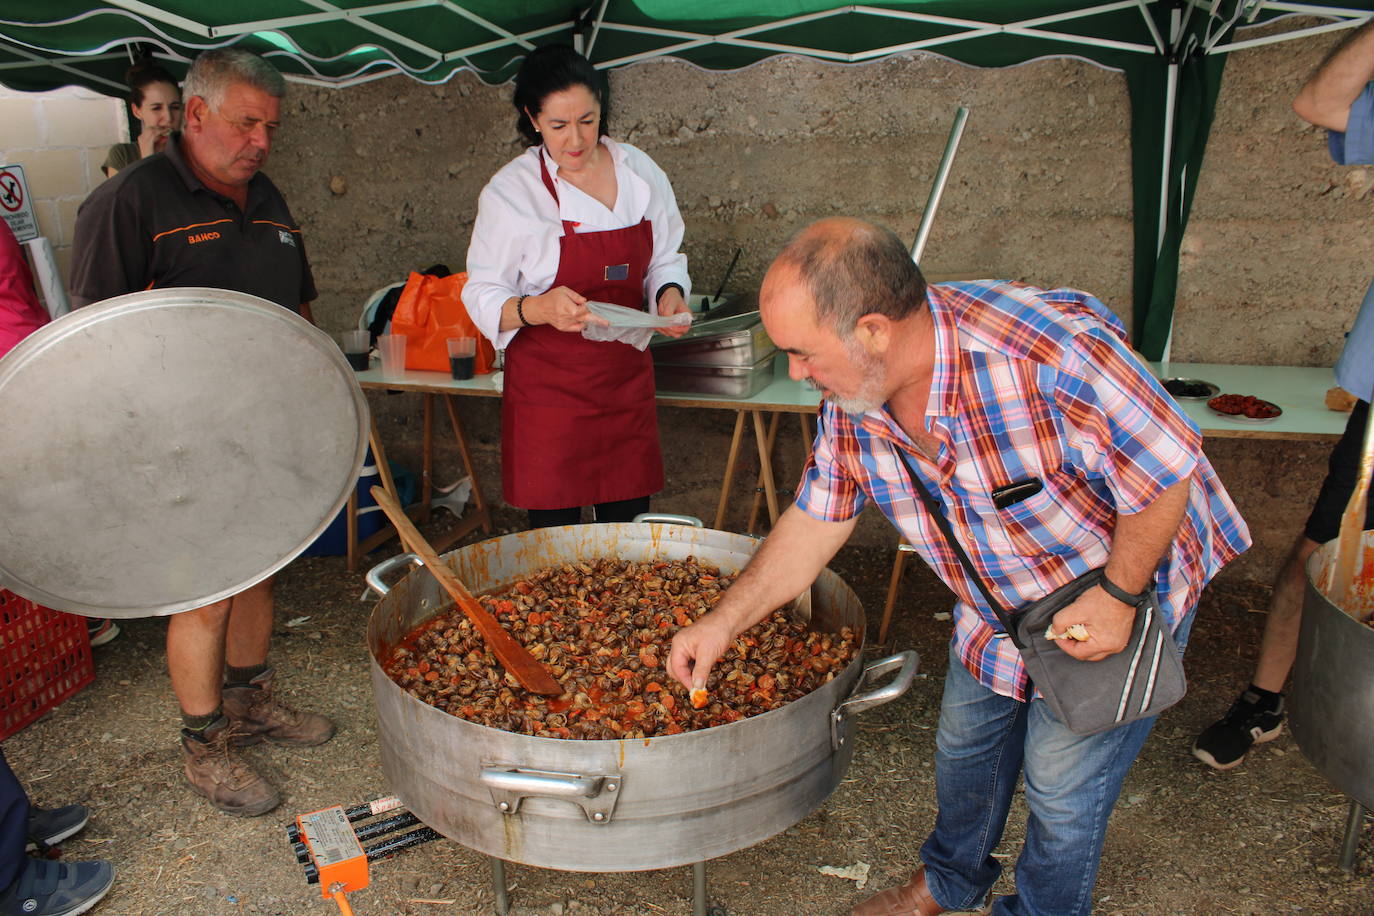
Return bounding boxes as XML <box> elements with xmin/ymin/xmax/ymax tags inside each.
<box><xmin>221</xmin><ymin>667</ymin><xmax>335</xmax><ymax>747</ymax></box>
<box><xmin>850</xmin><ymin>868</ymin><xmax>990</xmax><ymax>916</ymax></box>
<box><xmin>181</xmin><ymin>717</ymin><xmax>280</xmax><ymax>817</ymax></box>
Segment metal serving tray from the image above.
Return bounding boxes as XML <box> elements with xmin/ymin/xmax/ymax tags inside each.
<box><xmin>650</xmin><ymin>311</ymin><xmax>775</xmax><ymax>368</ymax></box>
<box><xmin>655</xmin><ymin>352</ymin><xmax>777</xmax><ymax>399</ymax></box>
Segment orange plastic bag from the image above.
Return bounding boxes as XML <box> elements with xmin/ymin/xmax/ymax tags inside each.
<box><xmin>389</xmin><ymin>271</ymin><xmax>497</xmax><ymax>374</ymax></box>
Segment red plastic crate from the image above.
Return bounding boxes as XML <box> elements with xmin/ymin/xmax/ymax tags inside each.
<box><xmin>0</xmin><ymin>590</ymin><xmax>95</xmax><ymax>740</ymax></box>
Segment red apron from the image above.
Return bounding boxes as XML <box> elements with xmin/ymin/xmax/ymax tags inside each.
<box><xmin>501</xmin><ymin>151</ymin><xmax>663</xmax><ymax>509</ymax></box>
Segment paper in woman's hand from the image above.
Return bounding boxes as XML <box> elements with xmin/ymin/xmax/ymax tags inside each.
<box><xmin>581</xmin><ymin>301</ymin><xmax>693</xmax><ymax>350</ymax></box>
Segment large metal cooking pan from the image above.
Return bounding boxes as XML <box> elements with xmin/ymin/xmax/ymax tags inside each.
<box><xmin>1290</xmin><ymin>534</ymin><xmax>1374</xmax><ymax>809</ymax></box>
<box><xmin>0</xmin><ymin>288</ymin><xmax>368</xmax><ymax>617</ymax></box>
<box><xmin>366</xmin><ymin>521</ymin><xmax>917</xmax><ymax>872</ymax></box>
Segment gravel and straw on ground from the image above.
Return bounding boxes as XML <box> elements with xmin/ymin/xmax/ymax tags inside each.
<box><xmin>6</xmin><ymin>504</ymin><xmax>1373</xmax><ymax>915</ymax></box>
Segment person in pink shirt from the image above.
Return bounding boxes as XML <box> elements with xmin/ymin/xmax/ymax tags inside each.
<box><xmin>0</xmin><ymin>219</ymin><xmax>118</xmax><ymax>914</ymax></box>
<box><xmin>0</xmin><ymin>221</ymin><xmax>48</xmax><ymax>359</ymax></box>
<box><xmin>0</xmin><ymin>221</ymin><xmax>120</xmax><ymax>648</ymax></box>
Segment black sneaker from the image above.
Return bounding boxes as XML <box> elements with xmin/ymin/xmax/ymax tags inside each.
<box><xmin>26</xmin><ymin>804</ymin><xmax>90</xmax><ymax>851</ymax></box>
<box><xmin>0</xmin><ymin>856</ymin><xmax>113</xmax><ymax>916</ymax></box>
<box><xmin>1193</xmin><ymin>688</ymin><xmax>1285</xmax><ymax>771</ymax></box>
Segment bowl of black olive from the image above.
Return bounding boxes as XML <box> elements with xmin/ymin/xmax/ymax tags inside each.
<box><xmin>1161</xmin><ymin>377</ymin><xmax>1219</xmax><ymax>400</ymax></box>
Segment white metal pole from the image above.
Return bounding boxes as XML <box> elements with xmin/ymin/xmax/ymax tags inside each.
<box><xmin>911</xmin><ymin>106</ymin><xmax>970</xmax><ymax>265</ymax></box>
<box><xmin>585</xmin><ymin>0</ymin><xmax>611</xmax><ymax>59</ymax></box>
<box><xmin>1158</xmin><ymin>7</ymin><xmax>1181</xmax><ymax>365</ymax></box>
<box><xmin>21</xmin><ymin>237</ymin><xmax>70</xmax><ymax>320</ymax></box>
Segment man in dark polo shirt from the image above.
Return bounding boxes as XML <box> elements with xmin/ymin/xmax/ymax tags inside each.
<box><xmin>69</xmin><ymin>48</ymin><xmax>331</xmax><ymax>818</ymax></box>
<box><xmin>71</xmin><ymin>56</ymin><xmax>314</xmax><ymax>319</ymax></box>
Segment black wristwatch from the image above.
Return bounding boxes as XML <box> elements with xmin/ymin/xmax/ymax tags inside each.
<box><xmin>1099</xmin><ymin>571</ymin><xmax>1150</xmax><ymax>607</ymax></box>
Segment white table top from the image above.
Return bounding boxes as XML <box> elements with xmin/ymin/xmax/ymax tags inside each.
<box><xmin>1150</xmin><ymin>362</ymin><xmax>1346</xmax><ymax>441</ymax></box>
<box><xmin>354</xmin><ymin>360</ymin><xmax>503</xmax><ymax>397</ymax></box>
<box><xmin>351</xmin><ymin>357</ymin><xmax>1349</xmax><ymax>439</ymax></box>
<box><xmin>354</xmin><ymin>354</ymin><xmax>823</xmax><ymax>413</ymax></box>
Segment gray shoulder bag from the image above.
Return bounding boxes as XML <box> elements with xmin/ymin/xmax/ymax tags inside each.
<box><xmin>894</xmin><ymin>449</ymin><xmax>1187</xmax><ymax>736</ymax></box>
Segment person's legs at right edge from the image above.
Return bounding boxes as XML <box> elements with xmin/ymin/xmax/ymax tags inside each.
<box><xmin>1194</xmin><ymin>399</ymin><xmax>1372</xmax><ymax>770</ymax></box>
<box><xmin>1191</xmin><ymin>535</ymin><xmax>1314</xmax><ymax>770</ymax></box>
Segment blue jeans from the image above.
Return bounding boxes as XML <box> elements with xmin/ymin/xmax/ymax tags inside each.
<box><xmin>0</xmin><ymin>748</ymin><xmax>30</xmax><ymax>893</ymax></box>
<box><xmin>920</xmin><ymin>642</ymin><xmax>1155</xmax><ymax>915</ymax></box>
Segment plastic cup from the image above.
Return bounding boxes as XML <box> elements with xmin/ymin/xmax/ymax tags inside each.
<box><xmin>446</xmin><ymin>337</ymin><xmax>477</xmax><ymax>380</ymax></box>
<box><xmin>378</xmin><ymin>334</ymin><xmax>407</xmax><ymax>378</ymax></box>
<box><xmin>342</xmin><ymin>329</ymin><xmax>370</xmax><ymax>371</ymax></box>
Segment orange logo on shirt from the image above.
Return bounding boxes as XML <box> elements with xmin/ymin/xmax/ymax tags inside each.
<box><xmin>188</xmin><ymin>231</ymin><xmax>221</xmax><ymax>244</ymax></box>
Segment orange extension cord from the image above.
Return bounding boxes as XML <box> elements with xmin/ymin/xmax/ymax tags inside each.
<box><xmin>330</xmin><ymin>888</ymin><xmax>355</xmax><ymax>916</ymax></box>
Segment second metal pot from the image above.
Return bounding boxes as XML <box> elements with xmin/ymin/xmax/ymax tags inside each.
<box><xmin>1290</xmin><ymin>535</ymin><xmax>1374</xmax><ymax>810</ymax></box>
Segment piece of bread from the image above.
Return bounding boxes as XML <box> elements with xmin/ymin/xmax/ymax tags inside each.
<box><xmin>1326</xmin><ymin>386</ymin><xmax>1357</xmax><ymax>412</ymax></box>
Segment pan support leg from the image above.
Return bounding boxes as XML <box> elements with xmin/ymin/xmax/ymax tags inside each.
<box><xmin>1339</xmin><ymin>799</ymin><xmax>1366</xmax><ymax>873</ymax></box>
<box><xmin>488</xmin><ymin>857</ymin><xmax>719</xmax><ymax>916</ymax></box>
<box><xmin>692</xmin><ymin>860</ymin><xmax>707</xmax><ymax>916</ymax></box>
<box><xmin>490</xmin><ymin>857</ymin><xmax>510</xmax><ymax>916</ymax></box>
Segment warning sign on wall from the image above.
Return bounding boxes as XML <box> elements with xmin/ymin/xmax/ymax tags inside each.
<box><xmin>0</xmin><ymin>165</ymin><xmax>38</xmax><ymax>242</ymax></box>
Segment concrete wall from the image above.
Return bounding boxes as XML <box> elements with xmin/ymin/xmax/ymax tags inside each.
<box><xmin>1178</xmin><ymin>21</ymin><xmax>1370</xmax><ymax>369</ymax></box>
<box><xmin>0</xmin><ymin>85</ymin><xmax>126</xmax><ymax>284</ymax></box>
<box><xmin>274</xmin><ymin>52</ymin><xmax>1136</xmax><ymax>332</ymax></box>
<box><xmin>67</xmin><ymin>23</ymin><xmax>1347</xmax><ymax>583</ymax></box>
<box><xmin>269</xmin><ymin>28</ymin><xmax>1367</xmax><ymax>370</ymax></box>
<box><xmin>266</xmin><ymin>50</ymin><xmax>1151</xmax><ymax>565</ymax></box>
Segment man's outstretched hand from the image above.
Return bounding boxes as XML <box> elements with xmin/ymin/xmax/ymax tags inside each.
<box><xmin>667</xmin><ymin>613</ymin><xmax>736</xmax><ymax>693</ymax></box>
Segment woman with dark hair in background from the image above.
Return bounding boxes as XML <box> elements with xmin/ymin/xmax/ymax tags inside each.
<box><xmin>463</xmin><ymin>44</ymin><xmax>692</xmax><ymax>530</ymax></box>
<box><xmin>100</xmin><ymin>60</ymin><xmax>182</xmax><ymax>177</ymax></box>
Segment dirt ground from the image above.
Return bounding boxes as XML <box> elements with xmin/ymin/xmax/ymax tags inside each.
<box><xmin>5</xmin><ymin>503</ymin><xmax>1374</xmax><ymax>916</ymax></box>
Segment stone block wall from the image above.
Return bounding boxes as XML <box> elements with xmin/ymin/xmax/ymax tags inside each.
<box><xmin>272</xmin><ymin>52</ymin><xmax>1136</xmax><ymax>332</ymax></box>
<box><xmin>0</xmin><ymin>20</ymin><xmax>1355</xmax><ymax>583</ymax></box>
<box><xmin>0</xmin><ymin>85</ymin><xmax>126</xmax><ymax>285</ymax></box>
<box><xmin>260</xmin><ymin>35</ymin><xmax>1357</xmax><ymax>581</ymax></box>
<box><xmin>1179</xmin><ymin>21</ymin><xmax>1369</xmax><ymax>370</ymax></box>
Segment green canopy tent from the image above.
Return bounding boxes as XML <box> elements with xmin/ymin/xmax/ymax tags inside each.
<box><xmin>2</xmin><ymin>0</ymin><xmax>1372</xmax><ymax>357</ymax></box>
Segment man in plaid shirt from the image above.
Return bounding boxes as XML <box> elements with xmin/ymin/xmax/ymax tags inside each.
<box><xmin>669</xmin><ymin>218</ymin><xmax>1248</xmax><ymax>916</ymax></box>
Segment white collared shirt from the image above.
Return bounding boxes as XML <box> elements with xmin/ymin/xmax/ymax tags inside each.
<box><xmin>462</xmin><ymin>138</ymin><xmax>691</xmax><ymax>349</ymax></box>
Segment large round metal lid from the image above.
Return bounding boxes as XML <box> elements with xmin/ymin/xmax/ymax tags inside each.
<box><xmin>0</xmin><ymin>288</ymin><xmax>368</xmax><ymax>617</ymax></box>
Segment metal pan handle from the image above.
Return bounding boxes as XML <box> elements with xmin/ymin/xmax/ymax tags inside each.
<box><xmin>631</xmin><ymin>513</ymin><xmax>704</xmax><ymax>527</ymax></box>
<box><xmin>830</xmin><ymin>650</ymin><xmax>920</xmax><ymax>750</ymax></box>
<box><xmin>364</xmin><ymin>552</ymin><xmax>422</xmax><ymax>598</ymax></box>
<box><xmin>480</xmin><ymin>765</ymin><xmax>622</xmax><ymax>823</ymax></box>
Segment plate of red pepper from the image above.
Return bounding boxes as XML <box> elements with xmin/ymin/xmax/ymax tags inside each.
<box><xmin>1207</xmin><ymin>393</ymin><xmax>1283</xmax><ymax>421</ymax></box>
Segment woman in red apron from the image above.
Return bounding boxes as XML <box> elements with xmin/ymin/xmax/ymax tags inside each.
<box><xmin>463</xmin><ymin>45</ymin><xmax>692</xmax><ymax>529</ymax></box>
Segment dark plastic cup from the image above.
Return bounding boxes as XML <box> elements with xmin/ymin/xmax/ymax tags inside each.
<box><xmin>446</xmin><ymin>337</ymin><xmax>476</xmax><ymax>380</ymax></box>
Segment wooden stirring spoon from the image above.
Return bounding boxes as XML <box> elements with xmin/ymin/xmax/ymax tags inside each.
<box><xmin>1326</xmin><ymin>406</ymin><xmax>1374</xmax><ymax>620</ymax></box>
<box><xmin>371</xmin><ymin>486</ymin><xmax>563</xmax><ymax>696</ymax></box>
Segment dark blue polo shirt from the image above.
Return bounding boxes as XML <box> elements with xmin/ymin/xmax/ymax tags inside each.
<box><xmin>70</xmin><ymin>135</ymin><xmax>316</xmax><ymax>312</ymax></box>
